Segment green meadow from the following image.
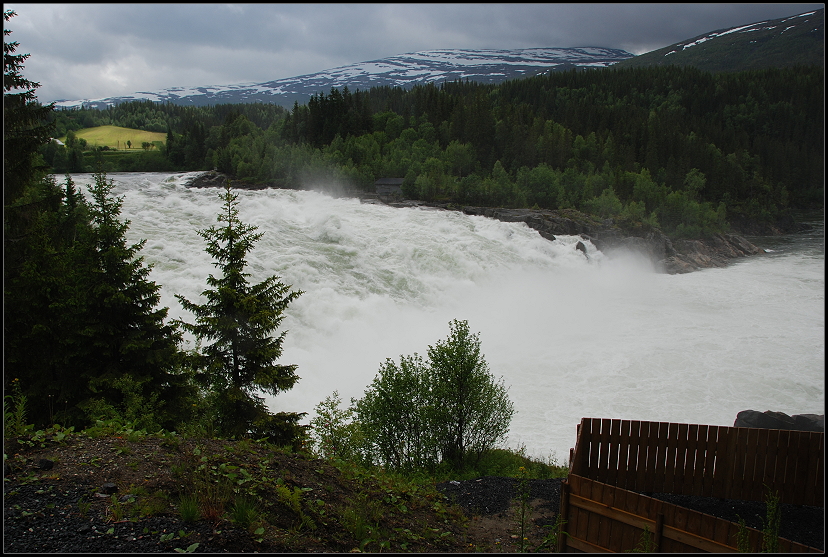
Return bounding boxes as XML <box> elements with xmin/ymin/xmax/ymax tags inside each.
<box><xmin>63</xmin><ymin>125</ymin><xmax>166</xmax><ymax>151</ymax></box>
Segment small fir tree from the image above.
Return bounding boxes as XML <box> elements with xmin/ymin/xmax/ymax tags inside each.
<box><xmin>69</xmin><ymin>170</ymin><xmax>190</xmax><ymax>430</ymax></box>
<box><xmin>176</xmin><ymin>182</ymin><xmax>305</xmax><ymax>443</ymax></box>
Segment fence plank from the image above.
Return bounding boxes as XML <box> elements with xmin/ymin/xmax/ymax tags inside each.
<box><xmin>787</xmin><ymin>431</ymin><xmax>806</xmax><ymax>505</ymax></box>
<box><xmin>701</xmin><ymin>425</ymin><xmax>718</xmax><ymax>497</ymax></box>
<box><xmin>606</xmin><ymin>419</ymin><xmax>621</xmax><ymax>487</ymax></box>
<box><xmin>633</xmin><ymin>421</ymin><xmax>647</xmax><ymax>492</ymax></box>
<box><xmin>596</xmin><ymin>481</ymin><xmax>614</xmax><ymax>550</ymax></box>
<box><xmin>682</xmin><ymin>424</ymin><xmax>698</xmax><ymax>496</ymax></box>
<box><xmin>740</xmin><ymin>428</ymin><xmax>759</xmax><ymax>501</ymax></box>
<box><xmin>617</xmin><ymin>419</ymin><xmax>632</xmax><ymax>490</ymax></box>
<box><xmin>721</xmin><ymin>427</ymin><xmax>740</xmax><ymax>499</ymax></box>
<box><xmin>584</xmin><ymin>418</ymin><xmax>597</xmax><ymax>478</ymax></box>
<box><xmin>691</xmin><ymin>424</ymin><xmax>707</xmax><ymax>497</ymax></box>
<box><xmin>651</xmin><ymin>421</ymin><xmax>669</xmax><ymax>493</ymax></box>
<box><xmin>816</xmin><ymin>433</ymin><xmax>824</xmax><ymax>507</ymax></box>
<box><xmin>557</xmin><ymin>479</ymin><xmax>570</xmax><ymax>553</ymax></box>
<box><xmin>764</xmin><ymin>428</ymin><xmax>781</xmax><ymax>492</ymax></box>
<box><xmin>597</xmin><ymin>418</ymin><xmax>611</xmax><ymax>484</ymax></box>
<box><xmin>644</xmin><ymin>421</ymin><xmax>659</xmax><ymax>493</ymax></box>
<box><xmin>659</xmin><ymin>501</ymin><xmax>679</xmax><ymax>552</ymax></box>
<box><xmin>731</xmin><ymin>427</ymin><xmax>751</xmax><ymax>500</ymax></box>
<box><xmin>777</xmin><ymin>429</ymin><xmax>795</xmax><ymax>501</ymax></box>
<box><xmin>699</xmin><ymin>512</ymin><xmax>717</xmax><ymax>550</ymax></box>
<box><xmin>712</xmin><ymin>425</ymin><xmax>731</xmax><ymax>497</ymax></box>
<box><xmin>607</xmin><ymin>483</ymin><xmax>627</xmax><ymax>552</ymax></box>
<box><xmin>663</xmin><ymin>422</ymin><xmax>679</xmax><ymax>494</ymax></box>
<box><xmin>674</xmin><ymin>422</ymin><xmax>690</xmax><ymax>496</ymax></box>
<box><xmin>751</xmin><ymin>428</ymin><xmax>770</xmax><ymax>501</ymax></box>
<box><xmin>573</xmin><ymin>476</ymin><xmax>590</xmax><ymax>543</ymax></box>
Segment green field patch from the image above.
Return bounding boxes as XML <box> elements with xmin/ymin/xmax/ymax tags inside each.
<box><xmin>63</xmin><ymin>125</ymin><xmax>166</xmax><ymax>151</ymax></box>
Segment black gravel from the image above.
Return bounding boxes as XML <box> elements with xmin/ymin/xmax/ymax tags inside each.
<box><xmin>645</xmin><ymin>491</ymin><xmax>824</xmax><ymax>550</ymax></box>
<box><xmin>436</xmin><ymin>477</ymin><xmax>823</xmax><ymax>550</ymax></box>
<box><xmin>437</xmin><ymin>476</ymin><xmax>561</xmax><ymax>516</ymax></box>
<box><xmin>3</xmin><ymin>482</ymin><xmax>259</xmax><ymax>553</ymax></box>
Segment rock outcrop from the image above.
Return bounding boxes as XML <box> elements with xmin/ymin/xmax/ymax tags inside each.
<box><xmin>734</xmin><ymin>410</ymin><xmax>825</xmax><ymax>432</ymax></box>
<box><xmin>457</xmin><ymin>205</ymin><xmax>764</xmax><ymax>274</ymax></box>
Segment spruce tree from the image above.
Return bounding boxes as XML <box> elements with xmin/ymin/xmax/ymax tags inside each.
<box><xmin>176</xmin><ymin>182</ymin><xmax>305</xmax><ymax>443</ymax></box>
<box><xmin>65</xmin><ymin>170</ymin><xmax>190</xmax><ymax>430</ymax></box>
<box><xmin>3</xmin><ymin>10</ymin><xmax>55</xmax><ymax>205</ymax></box>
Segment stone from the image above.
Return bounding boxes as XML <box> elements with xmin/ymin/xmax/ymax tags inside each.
<box><xmin>792</xmin><ymin>413</ymin><xmax>824</xmax><ymax>432</ymax></box>
<box><xmin>101</xmin><ymin>482</ymin><xmax>118</xmax><ymax>494</ymax></box>
<box><xmin>185</xmin><ymin>170</ymin><xmax>228</xmax><ymax>189</ymax></box>
<box><xmin>734</xmin><ymin>410</ymin><xmax>824</xmax><ymax>432</ymax></box>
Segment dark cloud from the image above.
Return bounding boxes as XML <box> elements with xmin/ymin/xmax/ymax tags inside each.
<box><xmin>4</xmin><ymin>3</ymin><xmax>822</xmax><ymax>102</ymax></box>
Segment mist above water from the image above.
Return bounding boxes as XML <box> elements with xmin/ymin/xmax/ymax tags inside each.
<box><xmin>73</xmin><ymin>172</ymin><xmax>825</xmax><ymax>460</ymax></box>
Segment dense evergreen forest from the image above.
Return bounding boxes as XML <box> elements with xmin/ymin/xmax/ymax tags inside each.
<box><xmin>44</xmin><ymin>65</ymin><xmax>823</xmax><ymax>237</ymax></box>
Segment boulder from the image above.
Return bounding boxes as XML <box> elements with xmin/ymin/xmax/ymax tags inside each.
<box><xmin>185</xmin><ymin>170</ymin><xmax>229</xmax><ymax>189</ymax></box>
<box><xmin>734</xmin><ymin>410</ymin><xmax>824</xmax><ymax>432</ymax></box>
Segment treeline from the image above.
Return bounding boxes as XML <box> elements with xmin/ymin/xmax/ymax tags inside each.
<box><xmin>41</xmin><ymin>65</ymin><xmax>823</xmax><ymax>237</ymax></box>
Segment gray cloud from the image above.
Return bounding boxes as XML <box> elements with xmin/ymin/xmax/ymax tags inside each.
<box><xmin>4</xmin><ymin>3</ymin><xmax>822</xmax><ymax>103</ymax></box>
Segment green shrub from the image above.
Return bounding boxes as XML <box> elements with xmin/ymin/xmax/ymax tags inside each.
<box><xmin>354</xmin><ymin>319</ymin><xmax>515</xmax><ymax>472</ymax></box>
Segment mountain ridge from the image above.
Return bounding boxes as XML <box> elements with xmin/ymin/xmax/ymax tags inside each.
<box><xmin>53</xmin><ymin>47</ymin><xmax>633</xmax><ymax>109</ymax></box>
<box><xmin>614</xmin><ymin>8</ymin><xmax>824</xmax><ymax>72</ymax></box>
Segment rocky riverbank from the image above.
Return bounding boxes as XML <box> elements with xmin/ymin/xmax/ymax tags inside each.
<box><xmin>185</xmin><ymin>171</ymin><xmax>767</xmax><ymax>275</ymax></box>
<box><xmin>374</xmin><ymin>200</ymin><xmax>765</xmax><ymax>275</ymax></box>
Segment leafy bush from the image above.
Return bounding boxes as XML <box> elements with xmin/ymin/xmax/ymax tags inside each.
<box><xmin>354</xmin><ymin>319</ymin><xmax>515</xmax><ymax>471</ymax></box>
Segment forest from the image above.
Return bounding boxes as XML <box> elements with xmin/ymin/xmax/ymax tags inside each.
<box><xmin>43</xmin><ymin>63</ymin><xmax>823</xmax><ymax>238</ymax></box>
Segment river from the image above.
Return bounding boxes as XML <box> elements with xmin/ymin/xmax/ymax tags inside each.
<box><xmin>70</xmin><ymin>172</ymin><xmax>825</xmax><ymax>462</ymax></box>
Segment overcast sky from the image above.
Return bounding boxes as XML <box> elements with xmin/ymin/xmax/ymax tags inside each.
<box><xmin>4</xmin><ymin>3</ymin><xmax>823</xmax><ymax>103</ymax></box>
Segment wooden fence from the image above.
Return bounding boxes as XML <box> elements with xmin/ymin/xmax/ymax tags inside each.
<box><xmin>557</xmin><ymin>418</ymin><xmax>824</xmax><ymax>552</ymax></box>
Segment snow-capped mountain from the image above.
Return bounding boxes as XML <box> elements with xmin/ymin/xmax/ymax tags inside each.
<box><xmin>615</xmin><ymin>8</ymin><xmax>824</xmax><ymax>72</ymax></box>
<box><xmin>53</xmin><ymin>47</ymin><xmax>633</xmax><ymax>109</ymax></box>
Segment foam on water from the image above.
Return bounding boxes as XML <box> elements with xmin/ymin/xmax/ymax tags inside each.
<box><xmin>71</xmin><ymin>173</ymin><xmax>825</xmax><ymax>460</ymax></box>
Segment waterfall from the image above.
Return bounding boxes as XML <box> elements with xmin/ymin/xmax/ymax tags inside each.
<box><xmin>71</xmin><ymin>172</ymin><xmax>825</xmax><ymax>460</ymax></box>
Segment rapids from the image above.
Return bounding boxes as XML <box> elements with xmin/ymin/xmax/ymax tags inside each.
<box><xmin>70</xmin><ymin>172</ymin><xmax>825</xmax><ymax>461</ymax></box>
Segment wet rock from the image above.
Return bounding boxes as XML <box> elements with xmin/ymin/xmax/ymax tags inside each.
<box><xmin>185</xmin><ymin>170</ymin><xmax>229</xmax><ymax>189</ymax></box>
<box><xmin>734</xmin><ymin>410</ymin><xmax>824</xmax><ymax>432</ymax></box>
<box><xmin>101</xmin><ymin>483</ymin><xmax>118</xmax><ymax>495</ymax></box>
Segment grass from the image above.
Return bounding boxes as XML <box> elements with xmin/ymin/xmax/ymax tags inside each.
<box><xmin>61</xmin><ymin>125</ymin><xmax>165</xmax><ymax>151</ymax></box>
<box><xmin>4</xmin><ymin>417</ymin><xmax>565</xmax><ymax>552</ymax></box>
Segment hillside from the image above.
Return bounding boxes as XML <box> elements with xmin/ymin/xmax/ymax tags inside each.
<box><xmin>53</xmin><ymin>48</ymin><xmax>633</xmax><ymax>110</ymax></box>
<box><xmin>63</xmin><ymin>125</ymin><xmax>166</xmax><ymax>151</ymax></box>
<box><xmin>3</xmin><ymin>430</ymin><xmax>565</xmax><ymax>553</ymax></box>
<box><xmin>615</xmin><ymin>8</ymin><xmax>824</xmax><ymax>72</ymax></box>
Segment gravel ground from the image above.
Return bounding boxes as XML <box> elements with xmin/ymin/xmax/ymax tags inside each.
<box><xmin>3</xmin><ymin>482</ymin><xmax>258</xmax><ymax>553</ymax></box>
<box><xmin>437</xmin><ymin>476</ymin><xmax>561</xmax><ymax>517</ymax></box>
<box><xmin>436</xmin><ymin>477</ymin><xmax>823</xmax><ymax>551</ymax></box>
<box><xmin>6</xmin><ymin>472</ymin><xmax>822</xmax><ymax>552</ymax></box>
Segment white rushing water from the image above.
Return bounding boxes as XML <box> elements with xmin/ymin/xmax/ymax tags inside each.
<box><xmin>71</xmin><ymin>172</ymin><xmax>825</xmax><ymax>461</ymax></box>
